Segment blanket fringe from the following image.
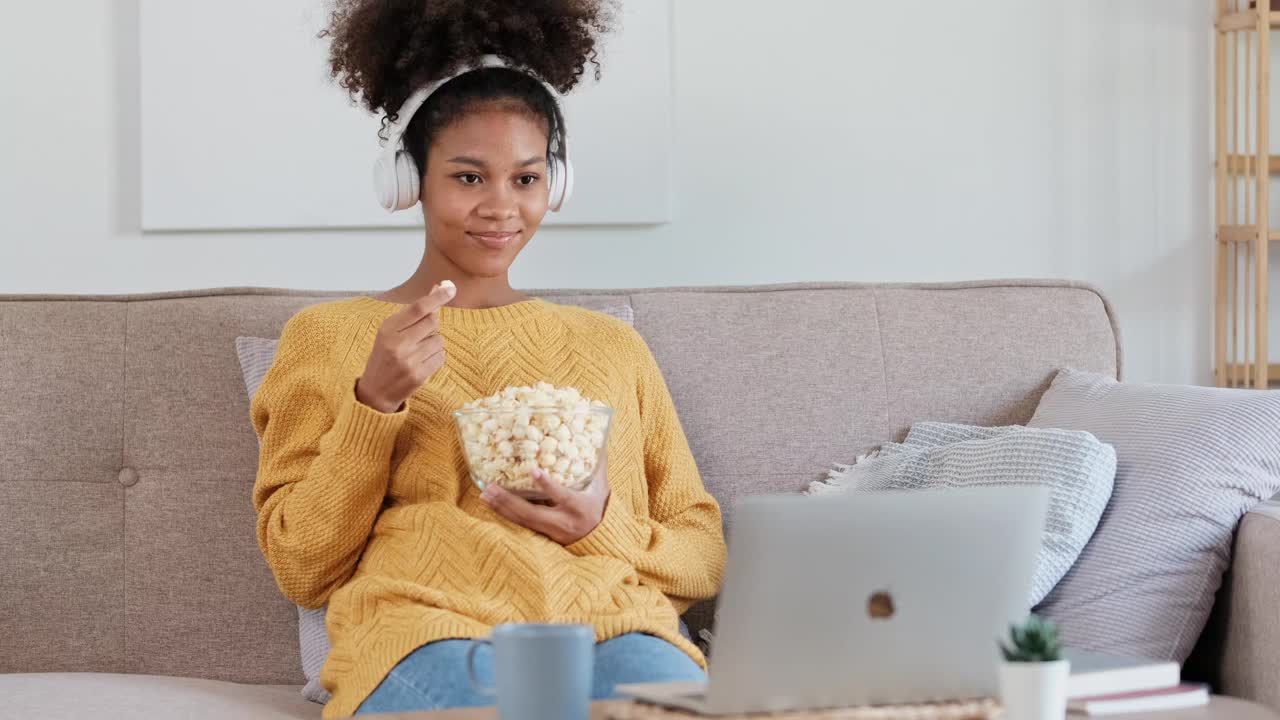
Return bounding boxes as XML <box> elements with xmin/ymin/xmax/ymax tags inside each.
<box><xmin>805</xmin><ymin>449</ymin><xmax>882</xmax><ymax>495</ymax></box>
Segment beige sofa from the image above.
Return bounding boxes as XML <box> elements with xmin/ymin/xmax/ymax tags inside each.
<box><xmin>2</xmin><ymin>280</ymin><xmax>1277</xmax><ymax>719</ymax></box>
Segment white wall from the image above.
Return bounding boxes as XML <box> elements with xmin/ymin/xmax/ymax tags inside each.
<box><xmin>0</xmin><ymin>1</ymin><xmax>1215</xmax><ymax>385</ymax></box>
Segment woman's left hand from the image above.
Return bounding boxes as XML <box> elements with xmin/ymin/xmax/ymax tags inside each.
<box><xmin>480</xmin><ymin>459</ymin><xmax>610</xmax><ymax>545</ymax></box>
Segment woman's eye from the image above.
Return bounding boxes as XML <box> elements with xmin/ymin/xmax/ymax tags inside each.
<box><xmin>457</xmin><ymin>173</ymin><xmax>482</xmax><ymax>185</ymax></box>
<box><xmin>517</xmin><ymin>175</ymin><xmax>539</xmax><ymax>186</ymax></box>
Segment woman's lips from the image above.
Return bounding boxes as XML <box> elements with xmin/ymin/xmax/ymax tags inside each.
<box><xmin>468</xmin><ymin>231</ymin><xmax>520</xmax><ymax>250</ymax></box>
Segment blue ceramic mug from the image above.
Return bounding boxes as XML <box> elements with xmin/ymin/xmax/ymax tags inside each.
<box><xmin>467</xmin><ymin>623</ymin><xmax>595</xmax><ymax>720</ymax></box>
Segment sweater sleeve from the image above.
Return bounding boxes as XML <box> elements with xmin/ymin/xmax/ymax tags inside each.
<box><xmin>250</xmin><ymin>309</ymin><xmax>408</xmax><ymax>609</ymax></box>
<box><xmin>566</xmin><ymin>332</ymin><xmax>727</xmax><ymax>614</ymax></box>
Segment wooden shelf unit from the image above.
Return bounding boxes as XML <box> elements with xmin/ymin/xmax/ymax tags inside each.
<box><xmin>1214</xmin><ymin>0</ymin><xmax>1273</xmax><ymax>388</ymax></box>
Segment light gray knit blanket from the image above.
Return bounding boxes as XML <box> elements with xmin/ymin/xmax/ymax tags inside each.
<box><xmin>808</xmin><ymin>422</ymin><xmax>1116</xmax><ymax>606</ymax></box>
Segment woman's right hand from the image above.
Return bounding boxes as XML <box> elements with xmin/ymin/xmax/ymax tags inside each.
<box><xmin>355</xmin><ymin>282</ymin><xmax>456</xmax><ymax>413</ymax></box>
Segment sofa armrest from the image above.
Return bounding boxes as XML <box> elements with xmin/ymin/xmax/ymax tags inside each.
<box><xmin>1218</xmin><ymin>498</ymin><xmax>1280</xmax><ymax>711</ymax></box>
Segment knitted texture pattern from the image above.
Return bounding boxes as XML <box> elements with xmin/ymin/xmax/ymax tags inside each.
<box><xmin>251</xmin><ymin>297</ymin><xmax>726</xmax><ymax>718</ymax></box>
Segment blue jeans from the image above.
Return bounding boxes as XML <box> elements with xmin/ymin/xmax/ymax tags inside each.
<box><xmin>354</xmin><ymin>632</ymin><xmax>704</xmax><ymax>714</ymax></box>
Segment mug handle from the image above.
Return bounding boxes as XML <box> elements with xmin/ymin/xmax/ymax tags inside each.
<box><xmin>466</xmin><ymin>639</ymin><xmax>496</xmax><ymax>697</ymax></box>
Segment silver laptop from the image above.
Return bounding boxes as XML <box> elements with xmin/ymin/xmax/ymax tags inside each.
<box><xmin>621</xmin><ymin>486</ymin><xmax>1049</xmax><ymax>715</ymax></box>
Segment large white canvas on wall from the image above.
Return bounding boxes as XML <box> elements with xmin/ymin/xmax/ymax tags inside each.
<box><xmin>140</xmin><ymin>1</ymin><xmax>672</xmax><ymax>230</ymax></box>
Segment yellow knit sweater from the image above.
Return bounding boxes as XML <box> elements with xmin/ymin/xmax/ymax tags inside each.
<box><xmin>251</xmin><ymin>296</ymin><xmax>726</xmax><ymax>718</ymax></box>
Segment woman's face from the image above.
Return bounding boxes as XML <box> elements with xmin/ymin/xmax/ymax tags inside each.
<box><xmin>419</xmin><ymin>105</ymin><xmax>551</xmax><ymax>279</ymax></box>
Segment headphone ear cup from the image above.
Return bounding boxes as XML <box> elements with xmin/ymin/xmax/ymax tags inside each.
<box><xmin>561</xmin><ymin>158</ymin><xmax>574</xmax><ymax>208</ymax></box>
<box><xmin>548</xmin><ymin>156</ymin><xmax>574</xmax><ymax>212</ymax></box>
<box><xmin>393</xmin><ymin>151</ymin><xmax>421</xmax><ymax>211</ymax></box>
<box><xmin>372</xmin><ymin>153</ymin><xmax>398</xmax><ymax>211</ymax></box>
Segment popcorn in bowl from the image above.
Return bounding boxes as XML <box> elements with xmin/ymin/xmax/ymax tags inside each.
<box><xmin>453</xmin><ymin>382</ymin><xmax>613</xmax><ymax>499</ymax></box>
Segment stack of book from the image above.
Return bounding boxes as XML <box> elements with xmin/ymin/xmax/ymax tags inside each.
<box><xmin>1066</xmin><ymin>651</ymin><xmax>1209</xmax><ymax>716</ymax></box>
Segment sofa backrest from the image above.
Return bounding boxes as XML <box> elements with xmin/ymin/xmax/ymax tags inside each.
<box><xmin>0</xmin><ymin>280</ymin><xmax>1119</xmax><ymax>684</ymax></box>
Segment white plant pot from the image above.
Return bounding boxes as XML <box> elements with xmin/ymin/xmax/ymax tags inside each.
<box><xmin>998</xmin><ymin>659</ymin><xmax>1070</xmax><ymax>720</ymax></box>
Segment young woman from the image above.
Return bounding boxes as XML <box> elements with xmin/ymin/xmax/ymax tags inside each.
<box><xmin>250</xmin><ymin>2</ymin><xmax>726</xmax><ymax>716</ymax></box>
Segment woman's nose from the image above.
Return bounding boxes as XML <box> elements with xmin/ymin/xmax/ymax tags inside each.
<box><xmin>477</xmin><ymin>186</ymin><xmax>518</xmax><ymax>219</ymax></box>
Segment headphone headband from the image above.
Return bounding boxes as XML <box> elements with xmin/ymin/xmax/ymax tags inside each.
<box><xmin>377</xmin><ymin>54</ymin><xmax>510</xmax><ymax>160</ymax></box>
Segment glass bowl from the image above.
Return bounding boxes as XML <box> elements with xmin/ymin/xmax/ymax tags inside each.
<box><xmin>453</xmin><ymin>404</ymin><xmax>613</xmax><ymax>500</ymax></box>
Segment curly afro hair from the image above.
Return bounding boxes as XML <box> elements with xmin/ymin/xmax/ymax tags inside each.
<box><xmin>322</xmin><ymin>0</ymin><xmax>615</xmax><ymax>174</ymax></box>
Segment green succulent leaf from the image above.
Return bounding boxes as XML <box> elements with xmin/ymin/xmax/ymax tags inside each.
<box><xmin>1000</xmin><ymin>613</ymin><xmax>1063</xmax><ymax>662</ymax></box>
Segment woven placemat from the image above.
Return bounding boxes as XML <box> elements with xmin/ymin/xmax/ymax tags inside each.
<box><xmin>605</xmin><ymin>699</ymin><xmax>1002</xmax><ymax>720</ymax></box>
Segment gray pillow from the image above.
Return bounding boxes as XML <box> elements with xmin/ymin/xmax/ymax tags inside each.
<box><xmin>1028</xmin><ymin>368</ymin><xmax>1280</xmax><ymax>661</ymax></box>
<box><xmin>811</xmin><ymin>421</ymin><xmax>1116</xmax><ymax>606</ymax></box>
<box><xmin>234</xmin><ymin>302</ymin><xmax>637</xmax><ymax>704</ymax></box>
<box><xmin>235</xmin><ymin>335</ymin><xmax>334</xmax><ymax>704</ymax></box>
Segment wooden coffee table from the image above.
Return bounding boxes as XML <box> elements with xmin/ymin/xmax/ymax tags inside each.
<box><xmin>366</xmin><ymin>695</ymin><xmax>1278</xmax><ymax>719</ymax></box>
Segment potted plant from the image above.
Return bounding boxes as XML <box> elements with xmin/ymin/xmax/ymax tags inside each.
<box><xmin>998</xmin><ymin>614</ymin><xmax>1070</xmax><ymax>720</ymax></box>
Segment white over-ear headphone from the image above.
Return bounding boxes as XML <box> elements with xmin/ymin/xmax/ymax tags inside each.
<box><xmin>372</xmin><ymin>54</ymin><xmax>574</xmax><ymax>213</ymax></box>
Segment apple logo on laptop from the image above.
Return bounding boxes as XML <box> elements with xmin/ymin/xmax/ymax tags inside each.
<box><xmin>867</xmin><ymin>590</ymin><xmax>895</xmax><ymax>620</ymax></box>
